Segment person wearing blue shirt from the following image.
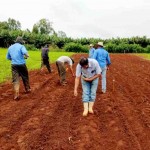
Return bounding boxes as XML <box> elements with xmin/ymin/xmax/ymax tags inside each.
<box><xmin>89</xmin><ymin>44</ymin><xmax>95</xmax><ymax>58</ymax></box>
<box><xmin>74</xmin><ymin>57</ymin><xmax>101</xmax><ymax>116</ymax></box>
<box><xmin>6</xmin><ymin>36</ymin><xmax>31</xmax><ymax>100</ymax></box>
<box><xmin>93</xmin><ymin>42</ymin><xmax>111</xmax><ymax>93</ymax></box>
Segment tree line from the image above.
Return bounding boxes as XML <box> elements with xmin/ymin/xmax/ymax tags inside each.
<box><xmin>0</xmin><ymin>18</ymin><xmax>150</xmax><ymax>53</ymax></box>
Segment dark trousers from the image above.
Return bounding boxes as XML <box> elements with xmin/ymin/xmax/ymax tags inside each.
<box><xmin>56</xmin><ymin>61</ymin><xmax>66</xmax><ymax>83</ymax></box>
<box><xmin>12</xmin><ymin>64</ymin><xmax>30</xmax><ymax>91</ymax></box>
<box><xmin>41</xmin><ymin>58</ymin><xmax>51</xmax><ymax>73</ymax></box>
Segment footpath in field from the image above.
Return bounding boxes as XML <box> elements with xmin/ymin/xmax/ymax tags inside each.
<box><xmin>0</xmin><ymin>54</ymin><xmax>150</xmax><ymax>150</ymax></box>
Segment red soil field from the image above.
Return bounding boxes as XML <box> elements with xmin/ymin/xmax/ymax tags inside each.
<box><xmin>0</xmin><ymin>54</ymin><xmax>150</xmax><ymax>150</ymax></box>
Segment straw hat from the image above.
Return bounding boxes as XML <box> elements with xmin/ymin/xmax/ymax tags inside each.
<box><xmin>97</xmin><ymin>42</ymin><xmax>103</xmax><ymax>47</ymax></box>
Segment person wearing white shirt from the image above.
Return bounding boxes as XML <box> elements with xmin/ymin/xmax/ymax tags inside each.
<box><xmin>56</xmin><ymin>56</ymin><xmax>75</xmax><ymax>85</ymax></box>
<box><xmin>74</xmin><ymin>57</ymin><xmax>101</xmax><ymax>116</ymax></box>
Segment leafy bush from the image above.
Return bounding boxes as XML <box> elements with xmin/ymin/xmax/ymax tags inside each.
<box><xmin>145</xmin><ymin>45</ymin><xmax>150</xmax><ymax>53</ymax></box>
<box><xmin>64</xmin><ymin>42</ymin><xmax>88</xmax><ymax>53</ymax></box>
<box><xmin>105</xmin><ymin>43</ymin><xmax>117</xmax><ymax>53</ymax></box>
<box><xmin>25</xmin><ymin>44</ymin><xmax>39</xmax><ymax>51</ymax></box>
<box><xmin>105</xmin><ymin>43</ymin><xmax>145</xmax><ymax>53</ymax></box>
<box><xmin>128</xmin><ymin>44</ymin><xmax>144</xmax><ymax>53</ymax></box>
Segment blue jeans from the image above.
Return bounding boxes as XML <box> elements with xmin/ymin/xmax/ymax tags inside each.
<box><xmin>101</xmin><ymin>67</ymin><xmax>107</xmax><ymax>92</ymax></box>
<box><xmin>81</xmin><ymin>78</ymin><xmax>99</xmax><ymax>102</ymax></box>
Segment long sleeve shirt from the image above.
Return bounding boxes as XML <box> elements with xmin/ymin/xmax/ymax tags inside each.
<box><xmin>41</xmin><ymin>47</ymin><xmax>49</xmax><ymax>59</ymax></box>
<box><xmin>93</xmin><ymin>48</ymin><xmax>111</xmax><ymax>68</ymax></box>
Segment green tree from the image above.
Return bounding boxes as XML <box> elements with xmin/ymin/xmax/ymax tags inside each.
<box><xmin>32</xmin><ymin>18</ymin><xmax>54</xmax><ymax>35</ymax></box>
<box><xmin>0</xmin><ymin>21</ymin><xmax>9</xmax><ymax>30</ymax></box>
<box><xmin>7</xmin><ymin>18</ymin><xmax>21</xmax><ymax>30</ymax></box>
<box><xmin>57</xmin><ymin>31</ymin><xmax>67</xmax><ymax>38</ymax></box>
<box><xmin>32</xmin><ymin>24</ymin><xmax>39</xmax><ymax>34</ymax></box>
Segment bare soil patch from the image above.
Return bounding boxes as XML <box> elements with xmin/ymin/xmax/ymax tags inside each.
<box><xmin>0</xmin><ymin>54</ymin><xmax>150</xmax><ymax>150</ymax></box>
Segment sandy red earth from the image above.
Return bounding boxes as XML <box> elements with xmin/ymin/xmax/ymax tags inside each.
<box><xmin>0</xmin><ymin>54</ymin><xmax>150</xmax><ymax>150</ymax></box>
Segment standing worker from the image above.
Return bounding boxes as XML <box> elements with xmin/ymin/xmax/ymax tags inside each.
<box><xmin>74</xmin><ymin>57</ymin><xmax>101</xmax><ymax>116</ymax></box>
<box><xmin>56</xmin><ymin>56</ymin><xmax>75</xmax><ymax>85</ymax></box>
<box><xmin>89</xmin><ymin>44</ymin><xmax>95</xmax><ymax>58</ymax></box>
<box><xmin>41</xmin><ymin>44</ymin><xmax>52</xmax><ymax>73</ymax></box>
<box><xmin>93</xmin><ymin>42</ymin><xmax>111</xmax><ymax>93</ymax></box>
<box><xmin>6</xmin><ymin>36</ymin><xmax>31</xmax><ymax>100</ymax></box>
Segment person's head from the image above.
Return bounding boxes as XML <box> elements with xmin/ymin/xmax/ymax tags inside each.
<box><xmin>70</xmin><ymin>57</ymin><xmax>74</xmax><ymax>64</ymax></box>
<box><xmin>79</xmin><ymin>57</ymin><xmax>89</xmax><ymax>69</ymax></box>
<box><xmin>44</xmin><ymin>44</ymin><xmax>50</xmax><ymax>48</ymax></box>
<box><xmin>94</xmin><ymin>44</ymin><xmax>98</xmax><ymax>49</ymax></box>
<box><xmin>15</xmin><ymin>36</ymin><xmax>25</xmax><ymax>44</ymax></box>
<box><xmin>97</xmin><ymin>41</ymin><xmax>104</xmax><ymax>48</ymax></box>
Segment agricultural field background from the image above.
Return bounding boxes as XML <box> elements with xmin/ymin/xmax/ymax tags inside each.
<box><xmin>0</xmin><ymin>48</ymin><xmax>150</xmax><ymax>83</ymax></box>
<box><xmin>0</xmin><ymin>48</ymin><xmax>74</xmax><ymax>83</ymax></box>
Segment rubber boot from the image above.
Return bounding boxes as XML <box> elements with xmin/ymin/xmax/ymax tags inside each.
<box><xmin>88</xmin><ymin>102</ymin><xmax>94</xmax><ymax>114</ymax></box>
<box><xmin>83</xmin><ymin>102</ymin><xmax>88</xmax><ymax>116</ymax></box>
<box><xmin>13</xmin><ymin>83</ymin><xmax>20</xmax><ymax>100</ymax></box>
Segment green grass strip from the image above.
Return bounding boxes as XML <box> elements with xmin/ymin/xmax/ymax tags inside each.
<box><xmin>135</xmin><ymin>53</ymin><xmax>150</xmax><ymax>60</ymax></box>
<box><xmin>0</xmin><ymin>48</ymin><xmax>74</xmax><ymax>83</ymax></box>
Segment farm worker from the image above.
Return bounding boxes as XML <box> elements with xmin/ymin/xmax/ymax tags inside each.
<box><xmin>74</xmin><ymin>57</ymin><xmax>101</xmax><ymax>116</ymax></box>
<box><xmin>6</xmin><ymin>36</ymin><xmax>31</xmax><ymax>100</ymax></box>
<box><xmin>40</xmin><ymin>44</ymin><xmax>52</xmax><ymax>73</ymax></box>
<box><xmin>93</xmin><ymin>42</ymin><xmax>111</xmax><ymax>93</ymax></box>
<box><xmin>89</xmin><ymin>44</ymin><xmax>95</xmax><ymax>58</ymax></box>
<box><xmin>56</xmin><ymin>56</ymin><xmax>75</xmax><ymax>85</ymax></box>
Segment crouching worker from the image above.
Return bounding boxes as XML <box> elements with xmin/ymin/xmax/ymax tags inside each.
<box><xmin>6</xmin><ymin>36</ymin><xmax>31</xmax><ymax>100</ymax></box>
<box><xmin>56</xmin><ymin>56</ymin><xmax>75</xmax><ymax>85</ymax></box>
<box><xmin>74</xmin><ymin>57</ymin><xmax>101</xmax><ymax>116</ymax></box>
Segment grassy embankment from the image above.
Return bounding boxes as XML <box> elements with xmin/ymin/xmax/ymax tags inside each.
<box><xmin>136</xmin><ymin>53</ymin><xmax>150</xmax><ymax>60</ymax></box>
<box><xmin>0</xmin><ymin>48</ymin><xmax>74</xmax><ymax>83</ymax></box>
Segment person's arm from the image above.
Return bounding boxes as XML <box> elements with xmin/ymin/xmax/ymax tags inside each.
<box><xmin>82</xmin><ymin>60</ymin><xmax>101</xmax><ymax>81</ymax></box>
<box><xmin>106</xmin><ymin>53</ymin><xmax>111</xmax><ymax>70</ymax></box>
<box><xmin>21</xmin><ymin>46</ymin><xmax>29</xmax><ymax>59</ymax></box>
<box><xmin>82</xmin><ymin>74</ymin><xmax>100</xmax><ymax>82</ymax></box>
<box><xmin>69</xmin><ymin>65</ymin><xmax>75</xmax><ymax>76</ymax></box>
<box><xmin>6</xmin><ymin>51</ymin><xmax>11</xmax><ymax>60</ymax></box>
<box><xmin>74</xmin><ymin>76</ymin><xmax>80</xmax><ymax>96</ymax></box>
<box><xmin>74</xmin><ymin>64</ymin><xmax>81</xmax><ymax>96</ymax></box>
<box><xmin>24</xmin><ymin>53</ymin><xmax>29</xmax><ymax>59</ymax></box>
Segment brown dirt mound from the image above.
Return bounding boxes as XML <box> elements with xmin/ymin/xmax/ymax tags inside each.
<box><xmin>0</xmin><ymin>54</ymin><xmax>150</xmax><ymax>150</ymax></box>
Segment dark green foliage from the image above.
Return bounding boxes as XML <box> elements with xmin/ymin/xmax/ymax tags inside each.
<box><xmin>64</xmin><ymin>42</ymin><xmax>88</xmax><ymax>53</ymax></box>
<box><xmin>24</xmin><ymin>44</ymin><xmax>38</xmax><ymax>51</ymax></box>
<box><xmin>105</xmin><ymin>43</ymin><xmax>144</xmax><ymax>53</ymax></box>
<box><xmin>32</xmin><ymin>18</ymin><xmax>54</xmax><ymax>35</ymax></box>
<box><xmin>0</xmin><ymin>18</ymin><xmax>150</xmax><ymax>53</ymax></box>
<box><xmin>145</xmin><ymin>45</ymin><xmax>150</xmax><ymax>53</ymax></box>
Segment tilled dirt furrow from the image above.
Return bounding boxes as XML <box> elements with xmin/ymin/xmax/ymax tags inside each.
<box><xmin>24</xmin><ymin>82</ymin><xmax>76</xmax><ymax>150</ymax></box>
<box><xmin>0</xmin><ymin>54</ymin><xmax>150</xmax><ymax>150</ymax></box>
<box><xmin>0</xmin><ymin>73</ymin><xmax>66</xmax><ymax>149</ymax></box>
